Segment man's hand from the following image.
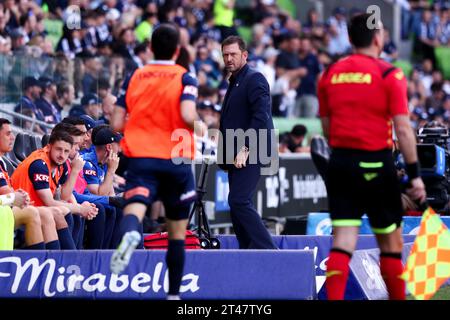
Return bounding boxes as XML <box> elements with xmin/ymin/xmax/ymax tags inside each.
<box><xmin>406</xmin><ymin>177</ymin><xmax>427</xmax><ymax>203</ymax></box>
<box><xmin>71</xmin><ymin>154</ymin><xmax>85</xmax><ymax>173</ymax></box>
<box><xmin>107</xmin><ymin>152</ymin><xmax>120</xmax><ymax>173</ymax></box>
<box><xmin>79</xmin><ymin>201</ymin><xmax>98</xmax><ymax>220</ymax></box>
<box><xmin>113</xmin><ymin>174</ymin><xmax>126</xmax><ymax>186</ymax></box>
<box><xmin>297</xmin><ymin>67</ymin><xmax>308</xmax><ymax>77</ymax></box>
<box><xmin>13</xmin><ymin>189</ymin><xmax>29</xmax><ymax>208</ymax></box>
<box><xmin>234</xmin><ymin>146</ymin><xmax>249</xmax><ymax>169</ymax></box>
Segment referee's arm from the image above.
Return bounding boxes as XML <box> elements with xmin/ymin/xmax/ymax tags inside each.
<box><xmin>387</xmin><ymin>69</ymin><xmax>418</xmax><ymax>165</ymax></box>
<box><xmin>393</xmin><ymin>115</ymin><xmax>418</xmax><ymax>166</ymax></box>
<box><xmin>388</xmin><ymin>70</ymin><xmax>426</xmax><ymax>202</ymax></box>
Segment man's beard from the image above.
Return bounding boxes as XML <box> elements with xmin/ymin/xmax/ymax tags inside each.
<box><xmin>51</xmin><ymin>157</ymin><xmax>65</xmax><ymax>166</ymax></box>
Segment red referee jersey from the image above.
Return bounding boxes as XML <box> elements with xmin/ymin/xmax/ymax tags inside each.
<box><xmin>318</xmin><ymin>54</ymin><xmax>409</xmax><ymax>151</ymax></box>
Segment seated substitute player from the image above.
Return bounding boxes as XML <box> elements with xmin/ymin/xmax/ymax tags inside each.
<box><xmin>11</xmin><ymin>129</ymin><xmax>98</xmax><ymax>249</ymax></box>
<box><xmin>0</xmin><ymin>118</ymin><xmax>45</xmax><ymax>249</ymax></box>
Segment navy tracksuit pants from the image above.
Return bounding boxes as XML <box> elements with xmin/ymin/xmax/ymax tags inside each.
<box><xmin>227</xmin><ymin>164</ymin><xmax>277</xmax><ymax>249</ymax></box>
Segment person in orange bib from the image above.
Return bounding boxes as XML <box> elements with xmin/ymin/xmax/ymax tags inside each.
<box><xmin>11</xmin><ymin>129</ymin><xmax>97</xmax><ymax>249</ymax></box>
<box><xmin>0</xmin><ymin>118</ymin><xmax>45</xmax><ymax>250</ymax></box>
<box><xmin>109</xmin><ymin>23</ymin><xmax>206</xmax><ymax>300</ymax></box>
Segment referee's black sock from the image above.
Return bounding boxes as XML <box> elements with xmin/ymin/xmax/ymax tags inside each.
<box><xmin>166</xmin><ymin>240</ymin><xmax>185</xmax><ymax>296</ymax></box>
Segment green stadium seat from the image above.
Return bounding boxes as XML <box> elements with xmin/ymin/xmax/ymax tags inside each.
<box><xmin>43</xmin><ymin>19</ymin><xmax>63</xmax><ymax>50</ymax></box>
<box><xmin>276</xmin><ymin>0</ymin><xmax>297</xmax><ymax>18</ymax></box>
<box><xmin>393</xmin><ymin>59</ymin><xmax>413</xmax><ymax>78</ymax></box>
<box><xmin>435</xmin><ymin>47</ymin><xmax>450</xmax><ymax>80</ymax></box>
<box><xmin>237</xmin><ymin>26</ymin><xmax>252</xmax><ymax>44</ymax></box>
<box><xmin>273</xmin><ymin>117</ymin><xmax>323</xmax><ymax>142</ymax></box>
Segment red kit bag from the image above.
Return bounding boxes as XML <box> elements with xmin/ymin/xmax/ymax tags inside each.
<box><xmin>144</xmin><ymin>230</ymin><xmax>201</xmax><ymax>249</ymax></box>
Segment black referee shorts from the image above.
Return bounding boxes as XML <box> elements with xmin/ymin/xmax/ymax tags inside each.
<box><xmin>327</xmin><ymin>148</ymin><xmax>404</xmax><ymax>234</ymax></box>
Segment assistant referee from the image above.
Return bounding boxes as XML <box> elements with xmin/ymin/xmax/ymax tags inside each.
<box><xmin>318</xmin><ymin>13</ymin><xmax>426</xmax><ymax>300</ymax></box>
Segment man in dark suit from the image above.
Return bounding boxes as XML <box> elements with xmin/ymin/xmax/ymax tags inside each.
<box><xmin>218</xmin><ymin>36</ymin><xmax>278</xmax><ymax>249</ymax></box>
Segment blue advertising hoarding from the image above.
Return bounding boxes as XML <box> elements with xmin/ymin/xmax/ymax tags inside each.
<box><xmin>307</xmin><ymin>212</ymin><xmax>450</xmax><ymax>235</ymax></box>
<box><xmin>0</xmin><ymin>250</ymin><xmax>316</xmax><ymax>300</ymax></box>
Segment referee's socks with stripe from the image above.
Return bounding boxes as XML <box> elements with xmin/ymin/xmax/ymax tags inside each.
<box><xmin>325</xmin><ymin>248</ymin><xmax>352</xmax><ymax>300</ymax></box>
<box><xmin>380</xmin><ymin>252</ymin><xmax>405</xmax><ymax>300</ymax></box>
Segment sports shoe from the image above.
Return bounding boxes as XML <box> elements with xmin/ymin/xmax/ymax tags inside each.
<box><xmin>110</xmin><ymin>231</ymin><xmax>141</xmax><ymax>274</ymax></box>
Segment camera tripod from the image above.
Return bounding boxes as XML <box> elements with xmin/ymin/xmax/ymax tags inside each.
<box><xmin>188</xmin><ymin>158</ymin><xmax>220</xmax><ymax>249</ymax></box>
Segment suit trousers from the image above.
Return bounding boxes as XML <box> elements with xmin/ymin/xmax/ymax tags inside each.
<box><xmin>227</xmin><ymin>164</ymin><xmax>278</xmax><ymax>249</ymax></box>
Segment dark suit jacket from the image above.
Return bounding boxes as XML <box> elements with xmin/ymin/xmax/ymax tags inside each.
<box><xmin>218</xmin><ymin>64</ymin><xmax>275</xmax><ymax>170</ymax></box>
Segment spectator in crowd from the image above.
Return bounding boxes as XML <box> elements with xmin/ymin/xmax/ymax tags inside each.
<box><xmin>36</xmin><ymin>77</ymin><xmax>61</xmax><ymax>124</ymax></box>
<box><xmin>100</xmin><ymin>93</ymin><xmax>117</xmax><ymax>125</ymax></box>
<box><xmin>327</xmin><ymin>7</ymin><xmax>351</xmax><ymax>57</ymax></box>
<box><xmin>193</xmin><ymin>10</ymin><xmax>222</xmax><ymax>44</ymax></box>
<box><xmin>381</xmin><ymin>28</ymin><xmax>399</xmax><ymax>62</ymax></box>
<box><xmin>197</xmin><ymin>85</ymin><xmax>219</xmax><ymax>104</ymax></box>
<box><xmin>54</xmin><ymin>81</ymin><xmax>75</xmax><ymax>119</ymax></box>
<box><xmin>52</xmin><ymin>53</ymin><xmax>70</xmax><ymax>83</ymax></box>
<box><xmin>135</xmin><ymin>6</ymin><xmax>159</xmax><ymax>43</ymax></box>
<box><xmin>214</xmin><ymin>0</ymin><xmax>237</xmax><ymax>40</ymax></box>
<box><xmin>196</xmin><ymin>99</ymin><xmax>220</xmax><ymax>156</ymax></box>
<box><xmin>417</xmin><ymin>8</ymin><xmax>439</xmax><ymax>65</ymax></box>
<box><xmin>256</xmin><ymin>47</ymin><xmax>278</xmax><ymax>91</ymax></box>
<box><xmin>296</xmin><ymin>36</ymin><xmax>321</xmax><ymax>118</ymax></box>
<box><xmin>426</xmin><ymin>81</ymin><xmax>447</xmax><ymax>112</ymax></box>
<box><xmin>91</xmin><ymin>77</ymin><xmax>111</xmax><ymax>101</ymax></box>
<box><xmin>194</xmin><ymin>45</ymin><xmax>221</xmax><ymax>87</ymax></box>
<box><xmin>56</xmin><ymin>25</ymin><xmax>84</xmax><ymax>59</ymax></box>
<box><xmin>81</xmin><ymin>51</ymin><xmax>102</xmax><ymax>96</ymax></box>
<box><xmin>94</xmin><ymin>4</ymin><xmax>113</xmax><ymax>45</ymax></box>
<box><xmin>197</xmin><ymin>99</ymin><xmax>221</xmax><ymax>130</ymax></box>
<box><xmin>10</xmin><ymin>27</ymin><xmax>27</xmax><ymax>53</ymax></box>
<box><xmin>279</xmin><ymin>124</ymin><xmax>310</xmax><ymax>153</ymax></box>
<box><xmin>440</xmin><ymin>94</ymin><xmax>450</xmax><ymax>120</ymax></box>
<box><xmin>18</xmin><ymin>10</ymin><xmax>38</xmax><ymax>44</ymax></box>
<box><xmin>303</xmin><ymin>8</ymin><xmax>325</xmax><ymax>39</ymax></box>
<box><xmin>249</xmin><ymin>23</ymin><xmax>271</xmax><ymax>58</ymax></box>
<box><xmin>418</xmin><ymin>58</ymin><xmax>435</xmax><ymax>95</ymax></box>
<box><xmin>271</xmin><ymin>71</ymin><xmax>299</xmax><ymax>117</ymax></box>
<box><xmin>437</xmin><ymin>6</ymin><xmax>450</xmax><ymax>45</ymax></box>
<box><xmin>133</xmin><ymin>40</ymin><xmax>152</xmax><ymax>69</ymax></box>
<box><xmin>14</xmin><ymin>76</ymin><xmax>46</xmax><ymax>134</ymax></box>
<box><xmin>69</xmin><ymin>93</ymin><xmax>102</xmax><ymax>120</ymax></box>
<box><xmin>275</xmin><ymin>33</ymin><xmax>307</xmax><ymax>109</ymax></box>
